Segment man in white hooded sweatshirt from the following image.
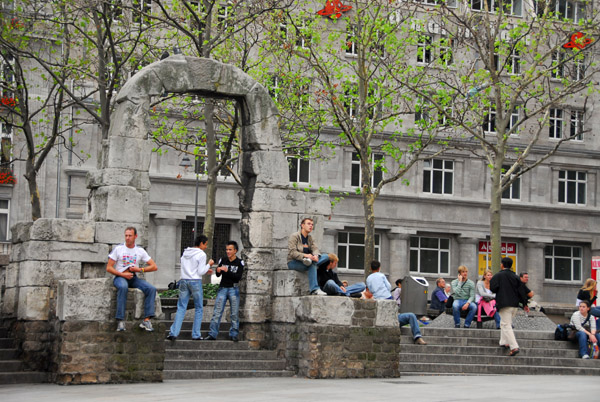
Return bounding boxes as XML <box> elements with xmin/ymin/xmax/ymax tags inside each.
<box><xmin>167</xmin><ymin>234</ymin><xmax>214</xmax><ymax>341</ymax></box>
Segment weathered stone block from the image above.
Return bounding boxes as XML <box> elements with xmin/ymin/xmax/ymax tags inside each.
<box><xmin>82</xmin><ymin>263</ymin><xmax>108</xmax><ymax>279</ymax></box>
<box><xmin>103</xmin><ymin>136</ymin><xmax>153</xmax><ymax>172</ymax></box>
<box><xmin>133</xmin><ymin>289</ymin><xmax>164</xmax><ymax>320</ymax></box>
<box><xmin>10</xmin><ymin>221</ymin><xmax>33</xmax><ymax>243</ymax></box>
<box><xmin>18</xmin><ymin>286</ymin><xmax>50</xmax><ymax>320</ymax></box>
<box><xmin>104</xmin><ymin>97</ymin><xmax>152</xmax><ymax>141</ymax></box>
<box><xmin>245</xmin><ymin>84</ymin><xmax>280</xmax><ymax>125</ymax></box>
<box><xmin>242</xmin><ymin>212</ymin><xmax>273</xmax><ymax>248</ymax></box>
<box><xmin>273</xmin><ymin>270</ymin><xmax>307</xmax><ymax>297</ymax></box>
<box><xmin>28</xmin><ymin>219</ymin><xmax>95</xmax><ymax>243</ymax></box>
<box><xmin>95</xmin><ymin>222</ymin><xmax>148</xmax><ymax>246</ymax></box>
<box><xmin>241</xmin><ymin>248</ymin><xmax>274</xmax><ymax>270</ymax></box>
<box><xmin>11</xmin><ymin>241</ymin><xmax>109</xmax><ymax>263</ymax></box>
<box><xmin>18</xmin><ymin>261</ymin><xmax>60</xmax><ymax>286</ymax></box>
<box><xmin>1</xmin><ymin>287</ymin><xmax>18</xmax><ymax>316</ymax></box>
<box><xmin>86</xmin><ymin>186</ymin><xmax>144</xmax><ymax>223</ymax></box>
<box><xmin>272</xmin><ymin>296</ymin><xmax>300</xmax><ymax>323</ymax></box>
<box><xmin>243</xmin><ymin>270</ymin><xmax>273</xmax><ymax>295</ymax></box>
<box><xmin>243</xmin><ymin>117</ymin><xmax>281</xmax><ymax>151</ymax></box>
<box><xmin>242</xmin><ymin>151</ymin><xmax>289</xmax><ymax>187</ymax></box>
<box><xmin>5</xmin><ymin>262</ymin><xmax>18</xmax><ymax>287</ymax></box>
<box><xmin>375</xmin><ymin>299</ymin><xmax>400</xmax><ymax>327</ymax></box>
<box><xmin>242</xmin><ymin>187</ymin><xmax>308</xmax><ymax>214</ymax></box>
<box><xmin>240</xmin><ymin>294</ymin><xmax>271</xmax><ymax>323</ymax></box>
<box><xmin>297</xmin><ymin>297</ymin><xmax>354</xmax><ymax>326</ymax></box>
<box><xmin>87</xmin><ymin>168</ymin><xmax>150</xmax><ymax>191</ymax></box>
<box><xmin>57</xmin><ymin>278</ymin><xmax>113</xmax><ymax>321</ymax></box>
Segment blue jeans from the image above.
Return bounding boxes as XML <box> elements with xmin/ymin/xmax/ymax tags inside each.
<box><xmin>398</xmin><ymin>313</ymin><xmax>422</xmax><ymax>340</ymax></box>
<box><xmin>209</xmin><ymin>287</ymin><xmax>240</xmax><ymax>338</ymax></box>
<box><xmin>114</xmin><ymin>275</ymin><xmax>156</xmax><ymax>321</ymax></box>
<box><xmin>575</xmin><ymin>330</ymin><xmax>591</xmax><ymax>357</ymax></box>
<box><xmin>452</xmin><ymin>299</ymin><xmax>477</xmax><ymax>327</ymax></box>
<box><xmin>322</xmin><ymin>280</ymin><xmax>366</xmax><ymax>296</ymax></box>
<box><xmin>169</xmin><ymin>279</ymin><xmax>204</xmax><ymax>339</ymax></box>
<box><xmin>287</xmin><ymin>254</ymin><xmax>329</xmax><ymax>292</ymax></box>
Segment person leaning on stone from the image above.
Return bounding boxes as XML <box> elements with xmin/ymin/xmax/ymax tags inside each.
<box><xmin>490</xmin><ymin>257</ymin><xmax>529</xmax><ymax>357</ymax></box>
<box><xmin>450</xmin><ymin>265</ymin><xmax>477</xmax><ymax>328</ymax></box>
<box><xmin>366</xmin><ymin>261</ymin><xmax>392</xmax><ymax>300</ymax></box>
<box><xmin>106</xmin><ymin>227</ymin><xmax>158</xmax><ymax>332</ymax></box>
<box><xmin>166</xmin><ymin>234</ymin><xmax>214</xmax><ymax>341</ymax></box>
<box><xmin>519</xmin><ymin>272</ymin><xmax>546</xmax><ymax>313</ymax></box>
<box><xmin>317</xmin><ymin>253</ymin><xmax>365</xmax><ymax>296</ymax></box>
<box><xmin>206</xmin><ymin>241</ymin><xmax>244</xmax><ymax>342</ymax></box>
<box><xmin>287</xmin><ymin>217</ymin><xmax>327</xmax><ymax>295</ymax></box>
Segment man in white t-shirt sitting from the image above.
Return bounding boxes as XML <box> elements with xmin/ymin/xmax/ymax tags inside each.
<box><xmin>106</xmin><ymin>227</ymin><xmax>158</xmax><ymax>332</ymax></box>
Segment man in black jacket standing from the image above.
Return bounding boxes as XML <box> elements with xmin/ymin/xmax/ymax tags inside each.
<box><xmin>490</xmin><ymin>257</ymin><xmax>529</xmax><ymax>356</ymax></box>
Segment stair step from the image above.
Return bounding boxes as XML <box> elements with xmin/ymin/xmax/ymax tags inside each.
<box><xmin>163</xmin><ymin>369</ymin><xmax>295</xmax><ymax>379</ymax></box>
<box><xmin>400</xmin><ymin>344</ymin><xmax>579</xmax><ymax>358</ymax></box>
<box><xmin>0</xmin><ymin>371</ymin><xmax>48</xmax><ymax>384</ymax></box>
<box><xmin>0</xmin><ymin>338</ymin><xmax>14</xmax><ymax>349</ymax></box>
<box><xmin>165</xmin><ymin>339</ymin><xmax>251</xmax><ymax>350</ymax></box>
<box><xmin>165</xmin><ymin>359</ymin><xmax>287</xmax><ymax>371</ymax></box>
<box><xmin>400</xmin><ymin>352</ymin><xmax>599</xmax><ymax>368</ymax></box>
<box><xmin>158</xmin><ymin>321</ymin><xmax>231</xmax><ymax>331</ymax></box>
<box><xmin>401</xmin><ymin>335</ymin><xmax>579</xmax><ymax>350</ymax></box>
<box><xmin>0</xmin><ymin>360</ymin><xmax>24</xmax><ymax>372</ymax></box>
<box><xmin>398</xmin><ymin>362</ymin><xmax>600</xmax><ymax>376</ymax></box>
<box><xmin>0</xmin><ymin>349</ymin><xmax>17</xmax><ymax>359</ymax></box>
<box><xmin>165</xmin><ymin>349</ymin><xmax>278</xmax><ymax>360</ymax></box>
<box><xmin>407</xmin><ymin>327</ymin><xmax>556</xmax><ymax>340</ymax></box>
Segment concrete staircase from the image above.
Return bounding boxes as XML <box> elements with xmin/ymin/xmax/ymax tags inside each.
<box><xmin>399</xmin><ymin>326</ymin><xmax>600</xmax><ymax>375</ymax></box>
<box><xmin>0</xmin><ymin>326</ymin><xmax>48</xmax><ymax>384</ymax></box>
<box><xmin>162</xmin><ymin>321</ymin><xmax>295</xmax><ymax>379</ymax></box>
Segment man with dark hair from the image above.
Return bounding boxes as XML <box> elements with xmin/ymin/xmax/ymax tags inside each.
<box><xmin>206</xmin><ymin>241</ymin><xmax>244</xmax><ymax>341</ymax></box>
<box><xmin>519</xmin><ymin>272</ymin><xmax>545</xmax><ymax>313</ymax></box>
<box><xmin>287</xmin><ymin>218</ymin><xmax>327</xmax><ymax>295</ymax></box>
<box><xmin>430</xmin><ymin>277</ymin><xmax>448</xmax><ymax>312</ymax></box>
<box><xmin>167</xmin><ymin>235</ymin><xmax>214</xmax><ymax>341</ymax></box>
<box><xmin>490</xmin><ymin>257</ymin><xmax>529</xmax><ymax>356</ymax></box>
<box><xmin>107</xmin><ymin>227</ymin><xmax>158</xmax><ymax>332</ymax></box>
<box><xmin>317</xmin><ymin>253</ymin><xmax>365</xmax><ymax>296</ymax></box>
<box><xmin>366</xmin><ymin>260</ymin><xmax>392</xmax><ymax>300</ymax></box>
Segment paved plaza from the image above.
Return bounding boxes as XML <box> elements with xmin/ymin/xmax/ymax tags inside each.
<box><xmin>2</xmin><ymin>375</ymin><xmax>599</xmax><ymax>401</ymax></box>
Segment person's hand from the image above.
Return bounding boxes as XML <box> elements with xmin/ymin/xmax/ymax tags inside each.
<box><xmin>462</xmin><ymin>303</ymin><xmax>469</xmax><ymax>311</ymax></box>
<box><xmin>207</xmin><ymin>269</ymin><xmax>214</xmax><ymax>275</ymax></box>
<box><xmin>310</xmin><ymin>254</ymin><xmax>318</xmax><ymax>262</ymax></box>
<box><xmin>208</xmin><ymin>259</ymin><xmax>214</xmax><ymax>266</ymax></box>
<box><xmin>524</xmin><ymin>306</ymin><xmax>530</xmax><ymax>313</ymax></box>
<box><xmin>121</xmin><ymin>271</ymin><xmax>134</xmax><ymax>280</ymax></box>
<box><xmin>220</xmin><ymin>266</ymin><xmax>228</xmax><ymax>272</ymax></box>
<box><xmin>590</xmin><ymin>334</ymin><xmax>597</xmax><ymax>344</ymax></box>
<box><xmin>340</xmin><ymin>286</ymin><xmax>346</xmax><ymax>293</ymax></box>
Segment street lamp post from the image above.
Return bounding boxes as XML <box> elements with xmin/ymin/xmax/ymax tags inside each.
<box><xmin>179</xmin><ymin>155</ymin><xmax>200</xmax><ymax>238</ymax></box>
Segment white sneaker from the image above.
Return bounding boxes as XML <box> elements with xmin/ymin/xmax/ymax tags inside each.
<box><xmin>582</xmin><ymin>354</ymin><xmax>590</xmax><ymax>359</ymax></box>
<box><xmin>139</xmin><ymin>320</ymin><xmax>154</xmax><ymax>332</ymax></box>
<box><xmin>310</xmin><ymin>289</ymin><xmax>327</xmax><ymax>296</ymax></box>
<box><xmin>302</xmin><ymin>258</ymin><xmax>313</xmax><ymax>266</ymax></box>
<box><xmin>116</xmin><ymin>321</ymin><xmax>126</xmax><ymax>332</ymax></box>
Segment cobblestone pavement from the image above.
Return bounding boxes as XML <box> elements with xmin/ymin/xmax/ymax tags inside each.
<box><xmin>2</xmin><ymin>375</ymin><xmax>599</xmax><ymax>401</ymax></box>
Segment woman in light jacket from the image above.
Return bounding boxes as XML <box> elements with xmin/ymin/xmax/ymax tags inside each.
<box><xmin>476</xmin><ymin>269</ymin><xmax>501</xmax><ymax>329</ymax></box>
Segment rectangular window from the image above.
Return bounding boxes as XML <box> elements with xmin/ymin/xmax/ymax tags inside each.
<box><xmin>294</xmin><ymin>18</ymin><xmax>311</xmax><ymax>49</ymax></box>
<box><xmin>1</xmin><ymin>122</ymin><xmax>12</xmax><ymax>164</ymax></box>
<box><xmin>337</xmin><ymin>231</ymin><xmax>380</xmax><ymax>270</ymax></box>
<box><xmin>423</xmin><ymin>159</ymin><xmax>453</xmax><ymax>195</ymax></box>
<box><xmin>417</xmin><ymin>34</ymin><xmax>432</xmax><ymax>64</ymax></box>
<box><xmin>187</xmin><ymin>1</ymin><xmax>205</xmax><ymax>31</ymax></box>
<box><xmin>1</xmin><ymin>53</ymin><xmax>15</xmax><ymax>101</ymax></box>
<box><xmin>551</xmin><ymin>51</ymin><xmax>565</xmax><ymax>79</ymax></box>
<box><xmin>508</xmin><ymin>48</ymin><xmax>521</xmax><ymax>75</ymax></box>
<box><xmin>439</xmin><ymin>37</ymin><xmax>453</xmax><ymax>67</ymax></box>
<box><xmin>501</xmin><ymin>165</ymin><xmax>521</xmax><ymax>200</ymax></box>
<box><xmin>409</xmin><ymin>236</ymin><xmax>450</xmax><ymax>274</ymax></box>
<box><xmin>471</xmin><ymin>0</ymin><xmax>494</xmax><ymax>12</ymax></box>
<box><xmin>505</xmin><ymin>0</ymin><xmax>523</xmax><ymax>15</ymax></box>
<box><xmin>570</xmin><ymin>110</ymin><xmax>584</xmax><ymax>141</ymax></box>
<box><xmin>351</xmin><ymin>152</ymin><xmax>383</xmax><ymax>188</ymax></box>
<box><xmin>0</xmin><ymin>199</ymin><xmax>8</xmax><ymax>242</ymax></box>
<box><xmin>558</xmin><ymin>170</ymin><xmax>586</xmax><ymax>205</ymax></box>
<box><xmin>549</xmin><ymin>108</ymin><xmax>563</xmax><ymax>139</ymax></box>
<box><xmin>180</xmin><ymin>221</ymin><xmax>230</xmax><ymax>259</ymax></box>
<box><xmin>545</xmin><ymin>244</ymin><xmax>582</xmax><ymax>281</ymax></box>
<box><xmin>133</xmin><ymin>0</ymin><xmax>152</xmax><ymax>26</ymax></box>
<box><xmin>217</xmin><ymin>2</ymin><xmax>233</xmax><ymax>30</ymax></box>
<box><xmin>344</xmin><ymin>84</ymin><xmax>357</xmax><ymax>118</ymax></box>
<box><xmin>288</xmin><ymin>156</ymin><xmax>309</xmax><ymax>184</ymax></box>
<box><xmin>346</xmin><ymin>24</ymin><xmax>358</xmax><ymax>56</ymax></box>
<box><xmin>484</xmin><ymin>107</ymin><xmax>496</xmax><ymax>133</ymax></box>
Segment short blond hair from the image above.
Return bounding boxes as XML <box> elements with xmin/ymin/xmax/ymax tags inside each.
<box><xmin>458</xmin><ymin>265</ymin><xmax>468</xmax><ymax>274</ymax></box>
<box><xmin>328</xmin><ymin>253</ymin><xmax>339</xmax><ymax>263</ymax></box>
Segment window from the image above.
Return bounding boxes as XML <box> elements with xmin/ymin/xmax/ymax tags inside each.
<box><xmin>439</xmin><ymin>37</ymin><xmax>453</xmax><ymax>67</ymax></box>
<box><xmin>351</xmin><ymin>152</ymin><xmax>383</xmax><ymax>188</ymax></box>
<box><xmin>549</xmin><ymin>108</ymin><xmax>563</xmax><ymax>139</ymax></box>
<box><xmin>573</xmin><ymin>54</ymin><xmax>586</xmax><ymax>81</ymax></box>
<box><xmin>278</xmin><ymin>20</ymin><xmax>288</xmax><ymax>42</ymax></box>
<box><xmin>423</xmin><ymin>159</ymin><xmax>453</xmax><ymax>194</ymax></box>
<box><xmin>288</xmin><ymin>156</ymin><xmax>309</xmax><ymax>184</ymax></box>
<box><xmin>294</xmin><ymin>19</ymin><xmax>311</xmax><ymax>49</ymax></box>
<box><xmin>416</xmin><ymin>34</ymin><xmax>432</xmax><ymax>64</ymax></box>
<box><xmin>504</xmin><ymin>0</ymin><xmax>523</xmax><ymax>15</ymax></box>
<box><xmin>337</xmin><ymin>231</ymin><xmax>380</xmax><ymax>270</ymax></box>
<box><xmin>187</xmin><ymin>1</ymin><xmax>205</xmax><ymax>32</ymax></box>
<box><xmin>536</xmin><ymin>0</ymin><xmax>586</xmax><ymax>22</ymax></box>
<box><xmin>180</xmin><ymin>221</ymin><xmax>230</xmax><ymax>258</ymax></box>
<box><xmin>545</xmin><ymin>244</ymin><xmax>582</xmax><ymax>281</ymax></box>
<box><xmin>193</xmin><ymin>146</ymin><xmax>233</xmax><ymax>177</ymax></box>
<box><xmin>410</xmin><ymin>236</ymin><xmax>450</xmax><ymax>274</ymax></box>
<box><xmin>471</xmin><ymin>0</ymin><xmax>494</xmax><ymax>12</ymax></box>
<box><xmin>501</xmin><ymin>165</ymin><xmax>521</xmax><ymax>200</ymax></box>
<box><xmin>549</xmin><ymin>108</ymin><xmax>583</xmax><ymax>140</ymax></box>
<box><xmin>133</xmin><ymin>0</ymin><xmax>152</xmax><ymax>26</ymax></box>
<box><xmin>217</xmin><ymin>2</ymin><xmax>233</xmax><ymax>30</ymax></box>
<box><xmin>0</xmin><ymin>199</ymin><xmax>8</xmax><ymax>242</ymax></box>
<box><xmin>344</xmin><ymin>84</ymin><xmax>357</xmax><ymax>118</ymax></box>
<box><xmin>570</xmin><ymin>110</ymin><xmax>584</xmax><ymax>141</ymax></box>
<box><xmin>346</xmin><ymin>24</ymin><xmax>358</xmax><ymax>56</ymax></box>
<box><xmin>508</xmin><ymin>48</ymin><xmax>521</xmax><ymax>75</ymax></box>
<box><xmin>558</xmin><ymin>170</ymin><xmax>586</xmax><ymax>205</ymax></box>
<box><xmin>1</xmin><ymin>122</ymin><xmax>12</xmax><ymax>164</ymax></box>
<box><xmin>1</xmin><ymin>53</ymin><xmax>15</xmax><ymax>102</ymax></box>
<box><xmin>483</xmin><ymin>107</ymin><xmax>496</xmax><ymax>133</ymax></box>
<box><xmin>551</xmin><ymin>51</ymin><xmax>565</xmax><ymax>79</ymax></box>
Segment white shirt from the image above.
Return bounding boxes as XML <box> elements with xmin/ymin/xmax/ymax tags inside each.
<box><xmin>108</xmin><ymin>244</ymin><xmax>151</xmax><ymax>273</ymax></box>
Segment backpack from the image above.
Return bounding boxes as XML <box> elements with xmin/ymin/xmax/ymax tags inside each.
<box><xmin>554</xmin><ymin>323</ymin><xmax>574</xmax><ymax>341</ymax></box>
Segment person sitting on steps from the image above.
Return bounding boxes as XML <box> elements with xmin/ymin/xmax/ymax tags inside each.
<box><xmin>451</xmin><ymin>265</ymin><xmax>477</xmax><ymax>328</ymax></box>
<box><xmin>570</xmin><ymin>300</ymin><xmax>597</xmax><ymax>359</ymax></box>
<box><xmin>476</xmin><ymin>269</ymin><xmax>501</xmax><ymax>329</ymax></box>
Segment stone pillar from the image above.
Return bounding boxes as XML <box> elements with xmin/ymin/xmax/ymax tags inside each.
<box><xmin>457</xmin><ymin>237</ymin><xmax>479</xmax><ymax>282</ymax></box>
<box><xmin>149</xmin><ymin>218</ymin><xmax>179</xmax><ymax>287</ymax></box>
<box><xmin>524</xmin><ymin>241</ymin><xmax>546</xmax><ymax>301</ymax></box>
<box><xmin>388</xmin><ymin>231</ymin><xmax>410</xmax><ymax>282</ymax></box>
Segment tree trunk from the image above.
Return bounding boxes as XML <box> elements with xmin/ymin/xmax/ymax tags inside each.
<box><xmin>203</xmin><ymin>100</ymin><xmax>217</xmax><ymax>261</ymax></box>
<box><xmin>24</xmin><ymin>158</ymin><xmax>42</xmax><ymax>221</ymax></box>
<box><xmin>362</xmin><ymin>157</ymin><xmax>376</xmax><ymax>281</ymax></box>
<box><xmin>489</xmin><ymin>153</ymin><xmax>504</xmax><ymax>273</ymax></box>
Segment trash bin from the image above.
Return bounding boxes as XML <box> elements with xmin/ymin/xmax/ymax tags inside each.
<box><xmin>399</xmin><ymin>276</ymin><xmax>429</xmax><ymax>315</ymax></box>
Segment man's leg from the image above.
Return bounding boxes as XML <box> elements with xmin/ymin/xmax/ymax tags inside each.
<box><xmin>287</xmin><ymin>260</ymin><xmax>319</xmax><ymax>293</ymax></box>
<box><xmin>464</xmin><ymin>302</ymin><xmax>477</xmax><ymax>328</ymax></box>
<box><xmin>229</xmin><ymin>287</ymin><xmax>240</xmax><ymax>339</ymax></box>
<box><xmin>113</xmin><ymin>276</ymin><xmax>130</xmax><ymax>321</ymax></box>
<box><xmin>189</xmin><ymin>280</ymin><xmax>204</xmax><ymax>340</ymax></box>
<box><xmin>398</xmin><ymin>313</ymin><xmax>422</xmax><ymax>340</ymax></box>
<box><xmin>131</xmin><ymin>276</ymin><xmax>156</xmax><ymax>319</ymax></box>
<box><xmin>499</xmin><ymin>307</ymin><xmax>518</xmax><ymax>350</ymax></box>
<box><xmin>452</xmin><ymin>299</ymin><xmax>464</xmax><ymax>327</ymax></box>
<box><xmin>209</xmin><ymin>288</ymin><xmax>227</xmax><ymax>339</ymax></box>
<box><xmin>344</xmin><ymin>282</ymin><xmax>366</xmax><ymax>295</ymax></box>
<box><xmin>575</xmin><ymin>330</ymin><xmax>590</xmax><ymax>357</ymax></box>
<box><xmin>322</xmin><ymin>279</ymin><xmax>343</xmax><ymax>295</ymax></box>
<box><xmin>169</xmin><ymin>280</ymin><xmax>191</xmax><ymax>338</ymax></box>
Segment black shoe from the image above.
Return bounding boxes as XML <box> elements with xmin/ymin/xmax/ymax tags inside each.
<box><xmin>349</xmin><ymin>292</ymin><xmax>362</xmax><ymax>298</ymax></box>
<box><xmin>192</xmin><ymin>336</ymin><xmax>203</xmax><ymax>340</ymax></box>
<box><xmin>454</xmin><ymin>324</ymin><xmax>460</xmax><ymax>328</ymax></box>
<box><xmin>166</xmin><ymin>335</ymin><xmax>176</xmax><ymax>341</ymax></box>
<box><xmin>230</xmin><ymin>336</ymin><xmax>239</xmax><ymax>342</ymax></box>
<box><xmin>205</xmin><ymin>335</ymin><xmax>216</xmax><ymax>341</ymax></box>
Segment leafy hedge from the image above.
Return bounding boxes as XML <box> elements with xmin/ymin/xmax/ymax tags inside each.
<box><xmin>159</xmin><ymin>283</ymin><xmax>219</xmax><ymax>299</ymax></box>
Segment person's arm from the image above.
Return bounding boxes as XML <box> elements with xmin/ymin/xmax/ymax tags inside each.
<box><xmin>288</xmin><ymin>233</ymin><xmax>308</xmax><ymax>261</ymax></box>
<box><xmin>106</xmin><ymin>258</ymin><xmax>133</xmax><ymax>280</ymax></box>
<box><xmin>223</xmin><ymin>260</ymin><xmax>244</xmax><ymax>282</ymax></box>
<box><xmin>435</xmin><ymin>289</ymin><xmax>447</xmax><ymax>302</ymax></box>
<box><xmin>308</xmin><ymin>235</ymin><xmax>321</xmax><ymax>258</ymax></box>
<box><xmin>130</xmin><ymin>258</ymin><xmax>157</xmax><ymax>274</ymax></box>
<box><xmin>467</xmin><ymin>281</ymin><xmax>475</xmax><ymax>304</ymax></box>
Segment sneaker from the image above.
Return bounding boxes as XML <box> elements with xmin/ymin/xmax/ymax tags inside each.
<box><xmin>205</xmin><ymin>335</ymin><xmax>216</xmax><ymax>341</ymax></box>
<box><xmin>302</xmin><ymin>258</ymin><xmax>313</xmax><ymax>266</ymax></box>
<box><xmin>414</xmin><ymin>337</ymin><xmax>427</xmax><ymax>345</ymax></box>
<box><xmin>139</xmin><ymin>320</ymin><xmax>154</xmax><ymax>332</ymax></box>
<box><xmin>310</xmin><ymin>288</ymin><xmax>327</xmax><ymax>296</ymax></box>
<box><xmin>166</xmin><ymin>334</ymin><xmax>176</xmax><ymax>341</ymax></box>
<box><xmin>192</xmin><ymin>336</ymin><xmax>203</xmax><ymax>340</ymax></box>
<box><xmin>582</xmin><ymin>354</ymin><xmax>590</xmax><ymax>359</ymax></box>
<box><xmin>116</xmin><ymin>321</ymin><xmax>126</xmax><ymax>332</ymax></box>
<box><xmin>230</xmin><ymin>336</ymin><xmax>239</xmax><ymax>342</ymax></box>
<box><xmin>454</xmin><ymin>324</ymin><xmax>460</xmax><ymax>328</ymax></box>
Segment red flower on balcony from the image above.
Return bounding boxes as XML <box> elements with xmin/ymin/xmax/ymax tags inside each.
<box><xmin>317</xmin><ymin>0</ymin><xmax>352</xmax><ymax>20</ymax></box>
<box><xmin>1</xmin><ymin>96</ymin><xmax>16</xmax><ymax>108</ymax></box>
<box><xmin>563</xmin><ymin>32</ymin><xmax>593</xmax><ymax>50</ymax></box>
<box><xmin>0</xmin><ymin>171</ymin><xmax>16</xmax><ymax>185</ymax></box>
